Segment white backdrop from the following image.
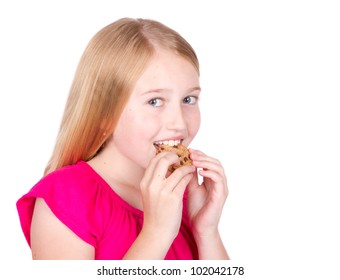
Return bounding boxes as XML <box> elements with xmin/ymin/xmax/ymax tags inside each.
<box><xmin>1</xmin><ymin>0</ymin><xmax>339</xmax><ymax>279</ymax></box>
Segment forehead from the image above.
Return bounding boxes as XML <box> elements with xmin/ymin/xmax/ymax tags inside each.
<box><xmin>132</xmin><ymin>49</ymin><xmax>200</xmax><ymax>94</ymax></box>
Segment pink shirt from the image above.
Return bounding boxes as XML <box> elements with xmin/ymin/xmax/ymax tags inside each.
<box><xmin>16</xmin><ymin>161</ymin><xmax>198</xmax><ymax>259</ymax></box>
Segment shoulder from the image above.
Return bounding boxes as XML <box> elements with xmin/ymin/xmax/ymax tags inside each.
<box><xmin>32</xmin><ymin>161</ymin><xmax>104</xmax><ymax>201</ymax></box>
<box><xmin>17</xmin><ymin>161</ymin><xmax>113</xmax><ymax>247</ymax></box>
<box><xmin>32</xmin><ymin>161</ymin><xmax>113</xmax><ymax>223</ymax></box>
<box><xmin>40</xmin><ymin>161</ymin><xmax>93</xmax><ymax>188</ymax></box>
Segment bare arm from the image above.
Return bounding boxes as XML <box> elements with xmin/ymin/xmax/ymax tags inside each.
<box><xmin>30</xmin><ymin>198</ymin><xmax>95</xmax><ymax>259</ymax></box>
<box><xmin>194</xmin><ymin>230</ymin><xmax>230</xmax><ymax>260</ymax></box>
<box><xmin>122</xmin><ymin>229</ymin><xmax>173</xmax><ymax>259</ymax></box>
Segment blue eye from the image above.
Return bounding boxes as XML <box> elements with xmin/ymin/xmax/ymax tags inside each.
<box><xmin>148</xmin><ymin>98</ymin><xmax>163</xmax><ymax>107</ymax></box>
<box><xmin>183</xmin><ymin>96</ymin><xmax>198</xmax><ymax>105</ymax></box>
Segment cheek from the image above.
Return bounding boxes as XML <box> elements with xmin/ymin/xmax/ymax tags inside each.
<box><xmin>120</xmin><ymin>114</ymin><xmax>146</xmax><ymax>142</ymax></box>
<box><xmin>188</xmin><ymin>110</ymin><xmax>201</xmax><ymax>136</ymax></box>
<box><xmin>113</xmin><ymin>115</ymin><xmax>150</xmax><ymax>166</ymax></box>
<box><xmin>114</xmin><ymin>109</ymin><xmax>140</xmax><ymax>147</ymax></box>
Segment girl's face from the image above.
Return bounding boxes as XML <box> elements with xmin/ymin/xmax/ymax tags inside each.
<box><xmin>112</xmin><ymin>49</ymin><xmax>201</xmax><ymax>169</ymax></box>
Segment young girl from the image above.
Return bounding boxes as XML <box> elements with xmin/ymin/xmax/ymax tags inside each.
<box><xmin>16</xmin><ymin>18</ymin><xmax>229</xmax><ymax>260</ymax></box>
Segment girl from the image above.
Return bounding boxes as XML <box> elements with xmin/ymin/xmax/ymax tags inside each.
<box><xmin>17</xmin><ymin>18</ymin><xmax>229</xmax><ymax>260</ymax></box>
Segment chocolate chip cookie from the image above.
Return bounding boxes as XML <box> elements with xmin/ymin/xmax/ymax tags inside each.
<box><xmin>154</xmin><ymin>143</ymin><xmax>192</xmax><ymax>173</ymax></box>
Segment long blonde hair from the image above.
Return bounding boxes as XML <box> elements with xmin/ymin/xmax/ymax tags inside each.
<box><xmin>44</xmin><ymin>18</ymin><xmax>199</xmax><ymax>175</ymax></box>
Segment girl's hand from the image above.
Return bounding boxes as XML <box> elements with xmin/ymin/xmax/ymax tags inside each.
<box><xmin>140</xmin><ymin>151</ymin><xmax>195</xmax><ymax>241</ymax></box>
<box><xmin>187</xmin><ymin>149</ymin><xmax>228</xmax><ymax>237</ymax></box>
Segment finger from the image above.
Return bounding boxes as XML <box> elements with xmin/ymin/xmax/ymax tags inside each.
<box><xmin>149</xmin><ymin>151</ymin><xmax>178</xmax><ymax>175</ymax></box>
<box><xmin>187</xmin><ymin>168</ymin><xmax>200</xmax><ymax>190</ymax></box>
<box><xmin>189</xmin><ymin>149</ymin><xmax>221</xmax><ymax>165</ymax></box>
<box><xmin>141</xmin><ymin>152</ymin><xmax>179</xmax><ymax>188</ymax></box>
<box><xmin>152</xmin><ymin>152</ymin><xmax>180</xmax><ymax>179</ymax></box>
<box><xmin>172</xmin><ymin>172</ymin><xmax>193</xmax><ymax>198</ymax></box>
<box><xmin>199</xmin><ymin>169</ymin><xmax>228</xmax><ymax>195</ymax></box>
<box><xmin>192</xmin><ymin>159</ymin><xmax>225</xmax><ymax>176</ymax></box>
<box><xmin>166</xmin><ymin>165</ymin><xmax>195</xmax><ymax>190</ymax></box>
<box><xmin>199</xmin><ymin>169</ymin><xmax>225</xmax><ymax>184</ymax></box>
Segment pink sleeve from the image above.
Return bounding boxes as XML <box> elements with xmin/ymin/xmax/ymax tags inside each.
<box><xmin>16</xmin><ymin>168</ymin><xmax>106</xmax><ymax>248</ymax></box>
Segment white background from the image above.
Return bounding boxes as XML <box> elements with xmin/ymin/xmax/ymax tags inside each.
<box><xmin>1</xmin><ymin>0</ymin><xmax>339</xmax><ymax>279</ymax></box>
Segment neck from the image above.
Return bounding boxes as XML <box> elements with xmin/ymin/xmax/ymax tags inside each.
<box><xmin>90</xmin><ymin>146</ymin><xmax>145</xmax><ymax>189</ymax></box>
<box><xmin>87</xmin><ymin>142</ymin><xmax>145</xmax><ymax>210</ymax></box>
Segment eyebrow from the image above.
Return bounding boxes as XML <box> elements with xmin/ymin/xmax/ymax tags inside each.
<box><xmin>141</xmin><ymin>86</ymin><xmax>201</xmax><ymax>96</ymax></box>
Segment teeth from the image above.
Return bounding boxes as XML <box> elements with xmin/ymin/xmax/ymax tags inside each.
<box><xmin>154</xmin><ymin>139</ymin><xmax>181</xmax><ymax>146</ymax></box>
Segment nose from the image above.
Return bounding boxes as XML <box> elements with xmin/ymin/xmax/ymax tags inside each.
<box><xmin>165</xmin><ymin>104</ymin><xmax>186</xmax><ymax>132</ymax></box>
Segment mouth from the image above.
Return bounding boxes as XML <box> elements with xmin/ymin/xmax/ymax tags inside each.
<box><xmin>153</xmin><ymin>139</ymin><xmax>183</xmax><ymax>147</ymax></box>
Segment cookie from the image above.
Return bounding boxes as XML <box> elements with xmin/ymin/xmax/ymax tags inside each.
<box><xmin>154</xmin><ymin>143</ymin><xmax>192</xmax><ymax>173</ymax></box>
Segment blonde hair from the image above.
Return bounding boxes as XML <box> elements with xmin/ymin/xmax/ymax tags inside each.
<box><xmin>44</xmin><ymin>18</ymin><xmax>199</xmax><ymax>175</ymax></box>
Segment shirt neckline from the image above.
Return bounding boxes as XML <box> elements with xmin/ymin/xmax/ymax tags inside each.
<box><xmin>77</xmin><ymin>160</ymin><xmax>144</xmax><ymax>218</ymax></box>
